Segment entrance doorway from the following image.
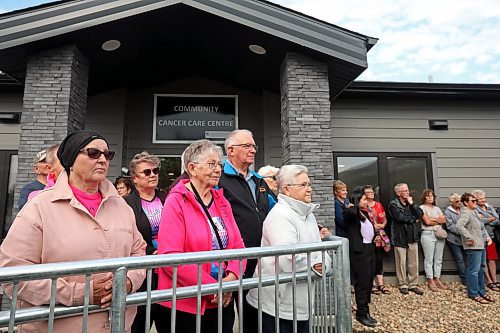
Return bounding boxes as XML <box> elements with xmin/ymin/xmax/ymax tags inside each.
<box><xmin>0</xmin><ymin>151</ymin><xmax>17</xmax><ymax>239</ymax></box>
<box><xmin>158</xmin><ymin>156</ymin><xmax>182</xmax><ymax>192</ymax></box>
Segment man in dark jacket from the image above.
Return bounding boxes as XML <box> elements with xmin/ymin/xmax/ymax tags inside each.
<box><xmin>218</xmin><ymin>129</ymin><xmax>276</xmax><ymax>331</ymax></box>
<box><xmin>388</xmin><ymin>183</ymin><xmax>424</xmax><ymax>295</ymax></box>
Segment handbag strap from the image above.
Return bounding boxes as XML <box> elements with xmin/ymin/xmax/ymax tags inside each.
<box><xmin>190</xmin><ymin>183</ymin><xmax>225</xmax><ymax>251</ymax></box>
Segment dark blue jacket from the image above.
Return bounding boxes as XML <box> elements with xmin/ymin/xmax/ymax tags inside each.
<box><xmin>334</xmin><ymin>197</ymin><xmax>349</xmax><ymax>237</ymax></box>
<box><xmin>218</xmin><ymin>162</ymin><xmax>276</xmax><ymax>276</ymax></box>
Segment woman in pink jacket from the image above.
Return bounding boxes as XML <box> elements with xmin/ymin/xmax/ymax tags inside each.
<box><xmin>157</xmin><ymin>139</ymin><xmax>246</xmax><ymax>333</ymax></box>
<box><xmin>0</xmin><ymin>130</ymin><xmax>146</xmax><ymax>332</ymax></box>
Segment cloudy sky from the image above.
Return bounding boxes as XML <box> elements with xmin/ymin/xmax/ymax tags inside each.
<box><xmin>2</xmin><ymin>0</ymin><xmax>499</xmax><ymax>83</ymax></box>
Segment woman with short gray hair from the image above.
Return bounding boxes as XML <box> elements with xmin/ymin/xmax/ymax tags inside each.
<box><xmin>247</xmin><ymin>164</ymin><xmax>331</xmax><ymax>333</ymax></box>
<box><xmin>258</xmin><ymin>165</ymin><xmax>279</xmax><ymax>195</ymax></box>
<box><xmin>125</xmin><ymin>151</ymin><xmax>168</xmax><ymax>332</ymax></box>
<box><xmin>444</xmin><ymin>193</ymin><xmax>467</xmax><ymax>285</ymax></box>
<box><xmin>157</xmin><ymin>139</ymin><xmax>245</xmax><ymax>332</ymax></box>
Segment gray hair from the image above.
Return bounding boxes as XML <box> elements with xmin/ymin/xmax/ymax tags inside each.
<box><xmin>394</xmin><ymin>183</ymin><xmax>408</xmax><ymax>193</ymax></box>
<box><xmin>449</xmin><ymin>193</ymin><xmax>461</xmax><ymax>202</ymax></box>
<box><xmin>471</xmin><ymin>189</ymin><xmax>486</xmax><ymax>198</ymax></box>
<box><xmin>45</xmin><ymin>144</ymin><xmax>60</xmax><ymax>166</ymax></box>
<box><xmin>258</xmin><ymin>165</ymin><xmax>279</xmax><ymax>177</ymax></box>
<box><xmin>276</xmin><ymin>164</ymin><xmax>308</xmax><ymax>192</ymax></box>
<box><xmin>224</xmin><ymin>129</ymin><xmax>253</xmax><ymax>152</ymax></box>
<box><xmin>129</xmin><ymin>151</ymin><xmax>160</xmax><ymax>176</ymax></box>
<box><xmin>183</xmin><ymin>139</ymin><xmax>223</xmax><ymax>171</ymax></box>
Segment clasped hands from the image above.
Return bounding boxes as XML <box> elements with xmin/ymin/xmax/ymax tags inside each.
<box><xmin>92</xmin><ymin>272</ymin><xmax>133</xmax><ymax>308</ymax></box>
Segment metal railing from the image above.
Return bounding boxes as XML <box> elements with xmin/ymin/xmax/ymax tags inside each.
<box><xmin>0</xmin><ymin>237</ymin><xmax>351</xmax><ymax>333</ymax></box>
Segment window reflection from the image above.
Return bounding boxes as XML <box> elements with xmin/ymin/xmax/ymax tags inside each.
<box><xmin>337</xmin><ymin>156</ymin><xmax>379</xmax><ymax>200</ymax></box>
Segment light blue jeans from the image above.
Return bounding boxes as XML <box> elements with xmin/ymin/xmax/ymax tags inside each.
<box><xmin>420</xmin><ymin>230</ymin><xmax>445</xmax><ymax>278</ymax></box>
<box><xmin>465</xmin><ymin>249</ymin><xmax>486</xmax><ymax>298</ymax></box>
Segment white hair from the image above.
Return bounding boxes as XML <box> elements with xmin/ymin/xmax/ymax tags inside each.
<box><xmin>182</xmin><ymin>140</ymin><xmax>223</xmax><ymax>172</ymax></box>
<box><xmin>258</xmin><ymin>165</ymin><xmax>279</xmax><ymax>177</ymax></box>
<box><xmin>276</xmin><ymin>164</ymin><xmax>308</xmax><ymax>192</ymax></box>
<box><xmin>448</xmin><ymin>193</ymin><xmax>461</xmax><ymax>202</ymax></box>
<box><xmin>394</xmin><ymin>183</ymin><xmax>407</xmax><ymax>193</ymax></box>
<box><xmin>224</xmin><ymin>129</ymin><xmax>253</xmax><ymax>152</ymax></box>
<box><xmin>471</xmin><ymin>189</ymin><xmax>486</xmax><ymax>198</ymax></box>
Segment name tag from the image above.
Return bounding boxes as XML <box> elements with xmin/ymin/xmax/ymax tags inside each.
<box><xmin>259</xmin><ymin>187</ymin><xmax>266</xmax><ymax>192</ymax></box>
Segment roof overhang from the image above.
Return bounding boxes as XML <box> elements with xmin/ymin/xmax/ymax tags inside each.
<box><xmin>0</xmin><ymin>0</ymin><xmax>377</xmax><ymax>96</ymax></box>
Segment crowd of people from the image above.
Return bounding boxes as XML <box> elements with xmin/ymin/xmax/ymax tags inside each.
<box><xmin>3</xmin><ymin>128</ymin><xmax>499</xmax><ymax>332</ymax></box>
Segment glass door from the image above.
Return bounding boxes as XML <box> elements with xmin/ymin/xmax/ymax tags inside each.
<box><xmin>0</xmin><ymin>151</ymin><xmax>18</xmax><ymax>238</ymax></box>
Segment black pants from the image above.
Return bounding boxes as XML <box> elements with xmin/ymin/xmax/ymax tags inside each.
<box><xmin>261</xmin><ymin>311</ymin><xmax>309</xmax><ymax>333</ymax></box>
<box><xmin>350</xmin><ymin>243</ymin><xmax>375</xmax><ymax>317</ymax></box>
<box><xmin>156</xmin><ymin>302</ymin><xmax>235</xmax><ymax>333</ymax></box>
<box><xmin>132</xmin><ymin>273</ymin><xmax>170</xmax><ymax>333</ymax></box>
<box><xmin>374</xmin><ymin>246</ymin><xmax>384</xmax><ymax>276</ymax></box>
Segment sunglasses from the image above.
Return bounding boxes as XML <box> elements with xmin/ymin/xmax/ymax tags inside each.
<box><xmin>469</xmin><ymin>199</ymin><xmax>477</xmax><ymax>203</ymax></box>
<box><xmin>79</xmin><ymin>148</ymin><xmax>115</xmax><ymax>160</ymax></box>
<box><xmin>264</xmin><ymin>175</ymin><xmax>276</xmax><ymax>180</ymax></box>
<box><xmin>139</xmin><ymin>167</ymin><xmax>160</xmax><ymax>176</ymax></box>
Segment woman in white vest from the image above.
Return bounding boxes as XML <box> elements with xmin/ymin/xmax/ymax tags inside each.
<box><xmin>246</xmin><ymin>164</ymin><xmax>331</xmax><ymax>333</ymax></box>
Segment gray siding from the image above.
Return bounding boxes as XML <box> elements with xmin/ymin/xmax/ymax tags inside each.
<box><xmin>86</xmin><ymin>88</ymin><xmax>126</xmax><ymax>179</ymax></box>
<box><xmin>0</xmin><ymin>92</ymin><xmax>22</xmax><ymax>149</ymax></box>
<box><xmin>331</xmin><ymin>98</ymin><xmax>500</xmax><ymax>207</ymax></box>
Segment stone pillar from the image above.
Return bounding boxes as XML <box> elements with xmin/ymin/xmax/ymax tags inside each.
<box><xmin>12</xmin><ymin>45</ymin><xmax>88</xmax><ymax>220</ymax></box>
<box><xmin>280</xmin><ymin>52</ymin><xmax>334</xmax><ymax>227</ymax></box>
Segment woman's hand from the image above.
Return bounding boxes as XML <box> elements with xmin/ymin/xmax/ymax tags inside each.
<box><xmin>92</xmin><ymin>273</ymin><xmax>113</xmax><ymax>308</ymax></box>
<box><xmin>313</xmin><ymin>263</ymin><xmax>323</xmax><ymax>274</ymax></box>
<box><xmin>466</xmin><ymin>239</ymin><xmax>475</xmax><ymax>246</ymax></box>
<box><xmin>319</xmin><ymin>227</ymin><xmax>332</xmax><ymax>239</ymax></box>
<box><xmin>487</xmin><ymin>238</ymin><xmax>493</xmax><ymax>246</ymax></box>
<box><xmin>212</xmin><ymin>272</ymin><xmax>237</xmax><ymax>307</ymax></box>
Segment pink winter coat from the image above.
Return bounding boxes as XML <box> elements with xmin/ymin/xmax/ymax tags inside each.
<box><xmin>157</xmin><ymin>179</ymin><xmax>246</xmax><ymax>315</ymax></box>
<box><xmin>0</xmin><ymin>171</ymin><xmax>147</xmax><ymax>332</ymax></box>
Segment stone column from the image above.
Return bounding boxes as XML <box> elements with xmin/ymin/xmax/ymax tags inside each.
<box><xmin>11</xmin><ymin>45</ymin><xmax>88</xmax><ymax>221</ymax></box>
<box><xmin>280</xmin><ymin>52</ymin><xmax>334</xmax><ymax>227</ymax></box>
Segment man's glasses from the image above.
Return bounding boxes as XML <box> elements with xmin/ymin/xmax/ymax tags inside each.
<box><xmin>230</xmin><ymin>143</ymin><xmax>258</xmax><ymax>151</ymax></box>
<box><xmin>287</xmin><ymin>182</ymin><xmax>312</xmax><ymax>189</ymax></box>
<box><xmin>264</xmin><ymin>175</ymin><xmax>276</xmax><ymax>180</ymax></box>
<box><xmin>469</xmin><ymin>199</ymin><xmax>477</xmax><ymax>203</ymax></box>
<box><xmin>139</xmin><ymin>167</ymin><xmax>160</xmax><ymax>176</ymax></box>
<box><xmin>79</xmin><ymin>148</ymin><xmax>115</xmax><ymax>160</ymax></box>
<box><xmin>193</xmin><ymin>162</ymin><xmax>223</xmax><ymax>170</ymax></box>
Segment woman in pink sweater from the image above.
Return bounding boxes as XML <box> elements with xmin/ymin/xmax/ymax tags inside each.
<box><xmin>157</xmin><ymin>139</ymin><xmax>246</xmax><ymax>332</ymax></box>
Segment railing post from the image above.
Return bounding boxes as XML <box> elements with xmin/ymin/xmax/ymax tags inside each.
<box><xmin>111</xmin><ymin>267</ymin><xmax>128</xmax><ymax>333</ymax></box>
<box><xmin>335</xmin><ymin>237</ymin><xmax>352</xmax><ymax>333</ymax></box>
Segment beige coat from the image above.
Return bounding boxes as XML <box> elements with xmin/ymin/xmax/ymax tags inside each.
<box><xmin>0</xmin><ymin>172</ymin><xmax>146</xmax><ymax>332</ymax></box>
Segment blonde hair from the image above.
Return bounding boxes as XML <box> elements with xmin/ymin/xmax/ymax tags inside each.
<box><xmin>129</xmin><ymin>151</ymin><xmax>160</xmax><ymax>176</ymax></box>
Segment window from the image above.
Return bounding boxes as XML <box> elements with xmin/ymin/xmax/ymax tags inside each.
<box><xmin>0</xmin><ymin>151</ymin><xmax>17</xmax><ymax>238</ymax></box>
<box><xmin>158</xmin><ymin>156</ymin><xmax>182</xmax><ymax>192</ymax></box>
<box><xmin>334</xmin><ymin>153</ymin><xmax>433</xmax><ymax>207</ymax></box>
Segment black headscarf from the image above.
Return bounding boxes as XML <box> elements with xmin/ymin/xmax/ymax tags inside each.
<box><xmin>57</xmin><ymin>130</ymin><xmax>108</xmax><ymax>174</ymax></box>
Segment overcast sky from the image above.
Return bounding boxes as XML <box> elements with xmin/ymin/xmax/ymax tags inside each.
<box><xmin>2</xmin><ymin>0</ymin><xmax>499</xmax><ymax>84</ymax></box>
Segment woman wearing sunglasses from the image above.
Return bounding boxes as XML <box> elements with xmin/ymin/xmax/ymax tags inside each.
<box><xmin>125</xmin><ymin>151</ymin><xmax>169</xmax><ymax>332</ymax></box>
<box><xmin>0</xmin><ymin>130</ymin><xmax>146</xmax><ymax>332</ymax></box>
<box><xmin>456</xmin><ymin>193</ymin><xmax>494</xmax><ymax>304</ymax></box>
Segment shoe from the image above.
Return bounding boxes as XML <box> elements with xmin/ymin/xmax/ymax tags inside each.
<box><xmin>426</xmin><ymin>279</ymin><xmax>438</xmax><ymax>292</ymax></box>
<box><xmin>356</xmin><ymin>314</ymin><xmax>377</xmax><ymax>328</ymax></box>
<box><xmin>399</xmin><ymin>287</ymin><xmax>409</xmax><ymax>295</ymax></box>
<box><xmin>487</xmin><ymin>283</ymin><xmax>500</xmax><ymax>292</ymax></box>
<box><xmin>371</xmin><ymin>285</ymin><xmax>381</xmax><ymax>295</ymax></box>
<box><xmin>409</xmin><ymin>287</ymin><xmax>424</xmax><ymax>295</ymax></box>
<box><xmin>434</xmin><ymin>278</ymin><xmax>448</xmax><ymax>290</ymax></box>
<box><xmin>367</xmin><ymin>313</ymin><xmax>378</xmax><ymax>324</ymax></box>
<box><xmin>471</xmin><ymin>296</ymin><xmax>489</xmax><ymax>304</ymax></box>
<box><xmin>377</xmin><ymin>285</ymin><xmax>391</xmax><ymax>294</ymax></box>
<box><xmin>481</xmin><ymin>294</ymin><xmax>495</xmax><ymax>303</ymax></box>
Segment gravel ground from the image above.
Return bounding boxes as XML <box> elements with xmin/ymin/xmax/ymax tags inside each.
<box><xmin>353</xmin><ymin>282</ymin><xmax>500</xmax><ymax>333</ymax></box>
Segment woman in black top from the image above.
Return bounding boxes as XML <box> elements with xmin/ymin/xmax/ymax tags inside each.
<box><xmin>344</xmin><ymin>186</ymin><xmax>378</xmax><ymax>328</ymax></box>
<box><xmin>125</xmin><ymin>151</ymin><xmax>168</xmax><ymax>333</ymax></box>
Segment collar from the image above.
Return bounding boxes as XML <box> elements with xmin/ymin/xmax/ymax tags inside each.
<box><xmin>278</xmin><ymin>193</ymin><xmax>319</xmax><ymax>217</ymax></box>
<box><xmin>51</xmin><ymin>171</ymin><xmax>120</xmax><ymax>202</ymax></box>
<box><xmin>446</xmin><ymin>205</ymin><xmax>460</xmax><ymax>214</ymax></box>
<box><xmin>223</xmin><ymin>160</ymin><xmax>262</xmax><ymax>179</ymax></box>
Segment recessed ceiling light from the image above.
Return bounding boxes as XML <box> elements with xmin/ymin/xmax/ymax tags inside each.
<box><xmin>102</xmin><ymin>40</ymin><xmax>121</xmax><ymax>51</ymax></box>
<box><xmin>249</xmin><ymin>44</ymin><xmax>266</xmax><ymax>55</ymax></box>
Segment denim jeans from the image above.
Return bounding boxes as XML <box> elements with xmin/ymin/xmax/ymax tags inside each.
<box><xmin>465</xmin><ymin>249</ymin><xmax>486</xmax><ymax>298</ymax></box>
<box><xmin>447</xmin><ymin>241</ymin><xmax>467</xmax><ymax>284</ymax></box>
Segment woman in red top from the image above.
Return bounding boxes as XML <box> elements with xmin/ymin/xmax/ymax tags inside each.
<box><xmin>363</xmin><ymin>185</ymin><xmax>391</xmax><ymax>295</ymax></box>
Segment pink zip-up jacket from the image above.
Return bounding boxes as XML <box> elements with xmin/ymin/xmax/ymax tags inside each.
<box><xmin>0</xmin><ymin>171</ymin><xmax>146</xmax><ymax>332</ymax></box>
<box><xmin>157</xmin><ymin>179</ymin><xmax>246</xmax><ymax>315</ymax></box>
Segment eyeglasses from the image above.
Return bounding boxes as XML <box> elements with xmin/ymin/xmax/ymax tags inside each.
<box><xmin>193</xmin><ymin>162</ymin><xmax>223</xmax><ymax>170</ymax></box>
<box><xmin>469</xmin><ymin>199</ymin><xmax>477</xmax><ymax>203</ymax></box>
<box><xmin>264</xmin><ymin>175</ymin><xmax>276</xmax><ymax>180</ymax></box>
<box><xmin>139</xmin><ymin>167</ymin><xmax>160</xmax><ymax>176</ymax></box>
<box><xmin>79</xmin><ymin>148</ymin><xmax>115</xmax><ymax>160</ymax></box>
<box><xmin>230</xmin><ymin>143</ymin><xmax>258</xmax><ymax>151</ymax></box>
<box><xmin>287</xmin><ymin>182</ymin><xmax>312</xmax><ymax>189</ymax></box>
<box><xmin>453</xmin><ymin>200</ymin><xmax>460</xmax><ymax>203</ymax></box>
